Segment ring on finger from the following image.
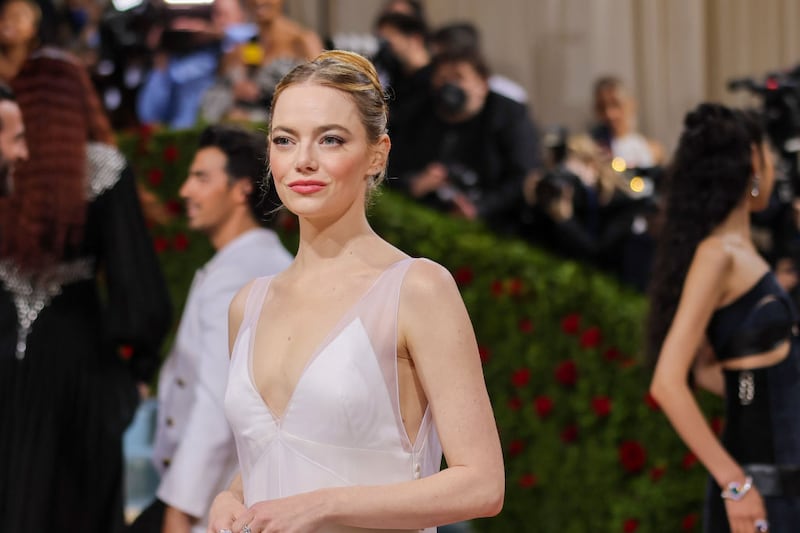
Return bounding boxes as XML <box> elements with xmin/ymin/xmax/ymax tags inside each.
<box><xmin>755</xmin><ymin>518</ymin><xmax>769</xmax><ymax>532</ymax></box>
<box><xmin>242</xmin><ymin>526</ymin><xmax>252</xmax><ymax>533</ymax></box>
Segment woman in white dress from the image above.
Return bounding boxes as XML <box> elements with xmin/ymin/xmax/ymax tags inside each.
<box><xmin>207</xmin><ymin>49</ymin><xmax>504</xmax><ymax>533</ymax></box>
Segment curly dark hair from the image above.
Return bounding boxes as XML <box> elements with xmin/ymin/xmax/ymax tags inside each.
<box><xmin>646</xmin><ymin>103</ymin><xmax>765</xmax><ymax>365</ymax></box>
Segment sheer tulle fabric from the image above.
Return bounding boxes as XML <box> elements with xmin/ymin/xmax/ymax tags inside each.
<box><xmin>225</xmin><ymin>258</ymin><xmax>441</xmax><ymax>532</ymax></box>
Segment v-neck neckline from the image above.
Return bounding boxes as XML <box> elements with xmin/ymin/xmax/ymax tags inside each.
<box><xmin>246</xmin><ymin>258</ymin><xmax>412</xmax><ymax>424</ymax></box>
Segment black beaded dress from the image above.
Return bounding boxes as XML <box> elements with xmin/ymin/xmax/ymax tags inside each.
<box><xmin>0</xmin><ymin>144</ymin><xmax>172</xmax><ymax>532</ymax></box>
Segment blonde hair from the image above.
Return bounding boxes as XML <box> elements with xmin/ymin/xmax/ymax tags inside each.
<box><xmin>269</xmin><ymin>50</ymin><xmax>389</xmax><ymax>188</ymax></box>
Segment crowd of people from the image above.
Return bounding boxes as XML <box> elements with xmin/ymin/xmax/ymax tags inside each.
<box><xmin>0</xmin><ymin>0</ymin><xmax>679</xmax><ymax>290</ymax></box>
<box><xmin>2</xmin><ymin>0</ymin><xmax>800</xmax><ymax>532</ymax></box>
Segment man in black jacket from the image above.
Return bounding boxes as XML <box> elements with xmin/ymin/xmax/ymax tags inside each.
<box><xmin>387</xmin><ymin>49</ymin><xmax>542</xmax><ymax>236</ymax></box>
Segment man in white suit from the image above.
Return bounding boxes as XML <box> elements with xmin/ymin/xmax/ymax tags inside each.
<box><xmin>129</xmin><ymin>125</ymin><xmax>293</xmax><ymax>533</ymax></box>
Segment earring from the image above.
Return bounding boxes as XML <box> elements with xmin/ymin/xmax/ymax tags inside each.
<box><xmin>751</xmin><ymin>174</ymin><xmax>760</xmax><ymax>198</ymax></box>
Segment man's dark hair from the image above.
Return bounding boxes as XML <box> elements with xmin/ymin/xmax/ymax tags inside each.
<box><xmin>0</xmin><ymin>83</ymin><xmax>17</xmax><ymax>130</ymax></box>
<box><xmin>431</xmin><ymin>48</ymin><xmax>491</xmax><ymax>80</ymax></box>
<box><xmin>430</xmin><ymin>22</ymin><xmax>481</xmax><ymax>55</ymax></box>
<box><xmin>375</xmin><ymin>12</ymin><xmax>428</xmax><ymax>40</ymax></box>
<box><xmin>197</xmin><ymin>124</ymin><xmax>277</xmax><ymax>223</ymax></box>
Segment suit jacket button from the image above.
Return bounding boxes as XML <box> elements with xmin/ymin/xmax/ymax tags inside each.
<box><xmin>176</xmin><ymin>378</ymin><xmax>186</xmax><ymax>388</ymax></box>
<box><xmin>166</xmin><ymin>417</ymin><xmax>174</xmax><ymax>427</ymax></box>
<box><xmin>162</xmin><ymin>458</ymin><xmax>171</xmax><ymax>468</ymax></box>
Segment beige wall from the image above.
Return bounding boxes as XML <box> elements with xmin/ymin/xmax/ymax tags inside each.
<box><xmin>285</xmin><ymin>0</ymin><xmax>800</xmax><ymax>153</ymax></box>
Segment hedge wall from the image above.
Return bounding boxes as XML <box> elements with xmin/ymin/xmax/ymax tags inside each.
<box><xmin>120</xmin><ymin>126</ymin><xmax>724</xmax><ymax>533</ymax></box>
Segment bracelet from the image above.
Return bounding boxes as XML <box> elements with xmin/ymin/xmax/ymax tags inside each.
<box><xmin>720</xmin><ymin>476</ymin><xmax>753</xmax><ymax>501</ymax></box>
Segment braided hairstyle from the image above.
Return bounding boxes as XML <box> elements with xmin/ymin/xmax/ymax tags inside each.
<box><xmin>646</xmin><ymin>103</ymin><xmax>765</xmax><ymax>365</ymax></box>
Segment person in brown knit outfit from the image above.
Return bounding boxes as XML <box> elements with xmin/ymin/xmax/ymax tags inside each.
<box><xmin>0</xmin><ymin>47</ymin><xmax>172</xmax><ymax>532</ymax></box>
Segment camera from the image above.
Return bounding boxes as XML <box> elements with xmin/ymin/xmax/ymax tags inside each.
<box><xmin>729</xmin><ymin>70</ymin><xmax>800</xmax><ymax>153</ymax></box>
<box><xmin>535</xmin><ymin>167</ymin><xmax>575</xmax><ymax>209</ymax></box>
<box><xmin>434</xmin><ymin>83</ymin><xmax>467</xmax><ymax>117</ymax></box>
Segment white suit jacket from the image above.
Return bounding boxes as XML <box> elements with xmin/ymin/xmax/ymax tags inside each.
<box><xmin>153</xmin><ymin>228</ymin><xmax>293</xmax><ymax>531</ymax></box>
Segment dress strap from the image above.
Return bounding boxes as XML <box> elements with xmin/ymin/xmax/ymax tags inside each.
<box><xmin>241</xmin><ymin>276</ymin><xmax>272</xmax><ymax>331</ymax></box>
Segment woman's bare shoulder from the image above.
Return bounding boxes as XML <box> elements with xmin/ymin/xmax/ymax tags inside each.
<box><xmin>401</xmin><ymin>258</ymin><xmax>459</xmax><ymax>303</ymax></box>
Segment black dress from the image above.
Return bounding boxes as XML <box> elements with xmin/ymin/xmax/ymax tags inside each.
<box><xmin>0</xmin><ymin>144</ymin><xmax>172</xmax><ymax>532</ymax></box>
<box><xmin>705</xmin><ymin>272</ymin><xmax>800</xmax><ymax>532</ymax></box>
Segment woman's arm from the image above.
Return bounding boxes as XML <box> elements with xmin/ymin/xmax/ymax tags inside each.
<box><xmin>232</xmin><ymin>259</ymin><xmax>504</xmax><ymax>532</ymax></box>
<box><xmin>207</xmin><ymin>474</ymin><xmax>246</xmax><ymax>533</ymax></box>
<box><xmin>650</xmin><ymin>239</ymin><xmax>766</xmax><ymax>532</ymax></box>
<box><xmin>333</xmin><ymin>259</ymin><xmax>504</xmax><ymax>527</ymax></box>
<box><xmin>650</xmin><ymin>239</ymin><xmax>738</xmax><ymax>483</ymax></box>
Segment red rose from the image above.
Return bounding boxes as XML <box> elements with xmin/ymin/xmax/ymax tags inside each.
<box><xmin>533</xmin><ymin>396</ymin><xmax>554</xmax><ymax>418</ymax></box>
<box><xmin>591</xmin><ymin>396</ymin><xmax>612</xmax><ymax>417</ymax></box>
<box><xmin>490</xmin><ymin>280</ymin><xmax>504</xmax><ymax>296</ymax></box>
<box><xmin>147</xmin><ymin>168</ymin><xmax>164</xmax><ymax>187</ymax></box>
<box><xmin>681</xmin><ymin>513</ymin><xmax>698</xmax><ymax>531</ymax></box>
<box><xmin>603</xmin><ymin>347</ymin><xmax>621</xmax><ymax>361</ymax></box>
<box><xmin>711</xmin><ymin>417</ymin><xmax>724</xmax><ymax>436</ymax></box>
<box><xmin>560</xmin><ymin>313</ymin><xmax>581</xmax><ymax>334</ymax></box>
<box><xmin>644</xmin><ymin>392</ymin><xmax>661</xmax><ymax>411</ymax></box>
<box><xmin>508</xmin><ymin>439</ymin><xmax>525</xmax><ymax>457</ymax></box>
<box><xmin>153</xmin><ymin>236</ymin><xmax>169</xmax><ymax>253</ymax></box>
<box><xmin>280</xmin><ymin>214</ymin><xmax>298</xmax><ymax>232</ymax></box>
<box><xmin>163</xmin><ymin>144</ymin><xmax>179</xmax><ymax>163</ymax></box>
<box><xmin>619</xmin><ymin>440</ymin><xmax>646</xmax><ymax>473</ymax></box>
<box><xmin>173</xmin><ymin>233</ymin><xmax>189</xmax><ymax>251</ymax></box>
<box><xmin>453</xmin><ymin>266</ymin><xmax>474</xmax><ymax>286</ymax></box>
<box><xmin>560</xmin><ymin>424</ymin><xmax>578</xmax><ymax>444</ymax></box>
<box><xmin>508</xmin><ymin>397</ymin><xmax>523</xmax><ymax>411</ymax></box>
<box><xmin>138</xmin><ymin>123</ymin><xmax>155</xmax><ymax>139</ymax></box>
<box><xmin>518</xmin><ymin>318</ymin><xmax>534</xmax><ymax>333</ymax></box>
<box><xmin>649</xmin><ymin>466</ymin><xmax>666</xmax><ymax>482</ymax></box>
<box><xmin>554</xmin><ymin>360</ymin><xmax>578</xmax><ymax>387</ymax></box>
<box><xmin>518</xmin><ymin>473</ymin><xmax>537</xmax><ymax>488</ymax></box>
<box><xmin>511</xmin><ymin>368</ymin><xmax>531</xmax><ymax>388</ymax></box>
<box><xmin>580</xmin><ymin>326</ymin><xmax>602</xmax><ymax>348</ymax></box>
<box><xmin>623</xmin><ymin>518</ymin><xmax>639</xmax><ymax>533</ymax></box>
<box><xmin>166</xmin><ymin>199</ymin><xmax>183</xmax><ymax>215</ymax></box>
<box><xmin>118</xmin><ymin>345</ymin><xmax>134</xmax><ymax>360</ymax></box>
<box><xmin>681</xmin><ymin>451</ymin><xmax>698</xmax><ymax>470</ymax></box>
<box><xmin>508</xmin><ymin>278</ymin><xmax>524</xmax><ymax>296</ymax></box>
<box><xmin>477</xmin><ymin>345</ymin><xmax>491</xmax><ymax>364</ymax></box>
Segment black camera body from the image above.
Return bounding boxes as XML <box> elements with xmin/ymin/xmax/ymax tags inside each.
<box><xmin>729</xmin><ymin>72</ymin><xmax>800</xmax><ymax>153</ymax></box>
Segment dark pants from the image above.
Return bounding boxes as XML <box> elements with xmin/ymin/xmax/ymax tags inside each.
<box><xmin>126</xmin><ymin>499</ymin><xmax>165</xmax><ymax>533</ymax></box>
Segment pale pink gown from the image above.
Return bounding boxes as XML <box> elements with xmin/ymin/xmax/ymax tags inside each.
<box><xmin>224</xmin><ymin>258</ymin><xmax>442</xmax><ymax>532</ymax></box>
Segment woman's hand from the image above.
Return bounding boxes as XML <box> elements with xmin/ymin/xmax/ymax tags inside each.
<box><xmin>723</xmin><ymin>484</ymin><xmax>769</xmax><ymax>533</ymax></box>
<box><xmin>231</xmin><ymin>491</ymin><xmax>328</xmax><ymax>533</ymax></box>
<box><xmin>207</xmin><ymin>490</ymin><xmax>247</xmax><ymax>533</ymax></box>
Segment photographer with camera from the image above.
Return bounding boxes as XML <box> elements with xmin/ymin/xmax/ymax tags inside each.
<box><xmin>729</xmin><ymin>69</ymin><xmax>800</xmax><ymax>265</ymax></box>
<box><xmin>135</xmin><ymin>0</ymin><xmax>253</xmax><ymax>130</ymax></box>
<box><xmin>523</xmin><ymin>133</ymin><xmax>660</xmax><ymax>290</ymax></box>
<box><xmin>200</xmin><ymin>0</ymin><xmax>322</xmax><ymax>124</ymax></box>
<box><xmin>591</xmin><ymin>75</ymin><xmax>664</xmax><ymax>169</ymax></box>
<box><xmin>374</xmin><ymin>11</ymin><xmax>432</xmax><ymax>150</ymax></box>
<box><xmin>388</xmin><ymin>48</ymin><xmax>542</xmax><ymax>235</ymax></box>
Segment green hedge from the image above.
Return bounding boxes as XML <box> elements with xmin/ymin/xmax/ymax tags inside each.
<box><xmin>120</xmin><ymin>126</ymin><xmax>723</xmax><ymax>533</ymax></box>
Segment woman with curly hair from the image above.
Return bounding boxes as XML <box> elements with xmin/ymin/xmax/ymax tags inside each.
<box><xmin>648</xmin><ymin>103</ymin><xmax>800</xmax><ymax>532</ymax></box>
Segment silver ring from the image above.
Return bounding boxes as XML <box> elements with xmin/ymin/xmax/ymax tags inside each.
<box><xmin>242</xmin><ymin>526</ymin><xmax>252</xmax><ymax>533</ymax></box>
<box><xmin>755</xmin><ymin>519</ymin><xmax>769</xmax><ymax>532</ymax></box>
